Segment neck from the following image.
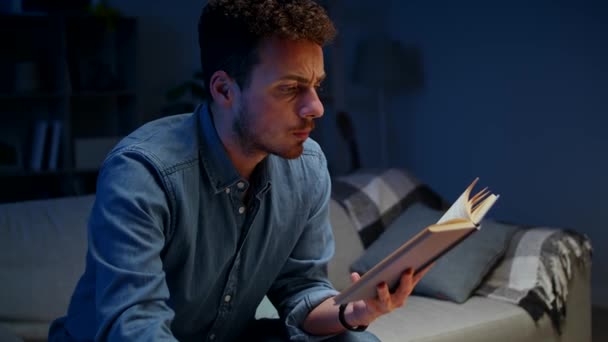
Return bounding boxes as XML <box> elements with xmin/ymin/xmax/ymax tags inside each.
<box><xmin>210</xmin><ymin>103</ymin><xmax>266</xmax><ymax>180</ymax></box>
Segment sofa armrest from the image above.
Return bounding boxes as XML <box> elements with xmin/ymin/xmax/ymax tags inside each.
<box><xmin>475</xmin><ymin>227</ymin><xmax>592</xmax><ymax>334</ymax></box>
<box><xmin>0</xmin><ymin>195</ymin><xmax>95</xmax><ymax>324</ymax></box>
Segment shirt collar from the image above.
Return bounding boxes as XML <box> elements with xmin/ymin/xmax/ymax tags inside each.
<box><xmin>253</xmin><ymin>158</ymin><xmax>272</xmax><ymax>199</ymax></box>
<box><xmin>197</xmin><ymin>103</ymin><xmax>271</xmax><ymax>196</ymax></box>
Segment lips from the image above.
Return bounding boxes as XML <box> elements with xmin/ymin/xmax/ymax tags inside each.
<box><xmin>293</xmin><ymin>130</ymin><xmax>311</xmax><ymax>140</ymax></box>
<box><xmin>292</xmin><ymin>121</ymin><xmax>314</xmax><ymax>140</ymax></box>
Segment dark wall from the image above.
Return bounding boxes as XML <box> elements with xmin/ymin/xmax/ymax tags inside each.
<box><xmin>108</xmin><ymin>0</ymin><xmax>201</xmax><ymax>123</ymax></box>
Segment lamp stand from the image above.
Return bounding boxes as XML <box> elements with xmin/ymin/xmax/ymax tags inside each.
<box><xmin>377</xmin><ymin>88</ymin><xmax>389</xmax><ymax>168</ymax></box>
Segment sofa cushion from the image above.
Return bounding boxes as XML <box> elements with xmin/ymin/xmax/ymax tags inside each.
<box><xmin>351</xmin><ymin>204</ymin><xmax>519</xmax><ymax>303</ymax></box>
<box><xmin>0</xmin><ymin>195</ymin><xmax>95</xmax><ymax>322</ymax></box>
<box><xmin>0</xmin><ymin>323</ymin><xmax>23</xmax><ymax>342</ymax></box>
<box><xmin>331</xmin><ymin>168</ymin><xmax>445</xmax><ymax>248</ymax></box>
<box><xmin>0</xmin><ymin>321</ymin><xmax>47</xmax><ymax>342</ymax></box>
<box><xmin>254</xmin><ymin>296</ymin><xmax>279</xmax><ymax>320</ymax></box>
<box><xmin>367</xmin><ymin>259</ymin><xmax>591</xmax><ymax>342</ymax></box>
<box><xmin>367</xmin><ymin>295</ymin><xmax>545</xmax><ymax>342</ymax></box>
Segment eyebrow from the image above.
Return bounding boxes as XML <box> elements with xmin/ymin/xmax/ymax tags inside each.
<box><xmin>278</xmin><ymin>73</ymin><xmax>326</xmax><ymax>84</ymax></box>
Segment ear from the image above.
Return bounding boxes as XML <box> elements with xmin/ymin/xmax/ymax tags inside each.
<box><xmin>209</xmin><ymin>70</ymin><xmax>238</xmax><ymax>106</ymax></box>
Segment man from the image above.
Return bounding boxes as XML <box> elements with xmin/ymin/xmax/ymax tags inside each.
<box><xmin>49</xmin><ymin>1</ymin><xmax>429</xmax><ymax>341</ymax></box>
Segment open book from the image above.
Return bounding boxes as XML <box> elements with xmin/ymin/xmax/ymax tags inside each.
<box><xmin>334</xmin><ymin>178</ymin><xmax>499</xmax><ymax>305</ymax></box>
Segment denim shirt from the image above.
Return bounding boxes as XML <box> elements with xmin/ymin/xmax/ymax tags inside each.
<box><xmin>49</xmin><ymin>104</ymin><xmax>338</xmax><ymax>342</ymax></box>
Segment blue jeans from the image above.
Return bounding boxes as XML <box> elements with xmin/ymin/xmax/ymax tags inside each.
<box><xmin>241</xmin><ymin>319</ymin><xmax>381</xmax><ymax>342</ymax></box>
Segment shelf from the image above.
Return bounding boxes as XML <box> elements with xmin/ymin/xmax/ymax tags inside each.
<box><xmin>0</xmin><ymin>13</ymin><xmax>54</xmax><ymax>18</ymax></box>
<box><xmin>0</xmin><ymin>14</ymin><xmax>137</xmax><ymax>202</ymax></box>
<box><xmin>0</xmin><ymin>91</ymin><xmax>66</xmax><ymax>101</ymax></box>
<box><xmin>0</xmin><ymin>168</ymin><xmax>98</xmax><ymax>178</ymax></box>
<box><xmin>0</xmin><ymin>169</ymin><xmax>99</xmax><ymax>203</ymax></box>
<box><xmin>70</xmin><ymin>89</ymin><xmax>136</xmax><ymax>98</ymax></box>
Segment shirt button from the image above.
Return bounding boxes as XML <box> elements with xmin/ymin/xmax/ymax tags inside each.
<box><xmin>225</xmin><ymin>188</ymin><xmax>230</xmax><ymax>194</ymax></box>
<box><xmin>209</xmin><ymin>334</ymin><xmax>215</xmax><ymax>340</ymax></box>
<box><xmin>237</xmin><ymin>182</ymin><xmax>245</xmax><ymax>189</ymax></box>
<box><xmin>224</xmin><ymin>294</ymin><xmax>232</xmax><ymax>302</ymax></box>
<box><xmin>238</xmin><ymin>206</ymin><xmax>245</xmax><ymax>214</ymax></box>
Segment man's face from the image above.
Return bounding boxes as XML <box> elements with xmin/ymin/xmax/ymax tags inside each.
<box><xmin>232</xmin><ymin>37</ymin><xmax>325</xmax><ymax>159</ymax></box>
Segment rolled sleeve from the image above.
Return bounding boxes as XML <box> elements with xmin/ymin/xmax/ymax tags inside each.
<box><xmin>285</xmin><ymin>287</ymin><xmax>339</xmax><ymax>341</ymax></box>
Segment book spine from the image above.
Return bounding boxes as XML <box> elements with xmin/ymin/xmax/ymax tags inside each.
<box><xmin>30</xmin><ymin>119</ymin><xmax>48</xmax><ymax>172</ymax></box>
<box><xmin>47</xmin><ymin>120</ymin><xmax>62</xmax><ymax>171</ymax></box>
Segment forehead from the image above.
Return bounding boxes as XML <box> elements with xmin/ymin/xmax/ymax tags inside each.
<box><xmin>253</xmin><ymin>37</ymin><xmax>325</xmax><ymax>80</ymax></box>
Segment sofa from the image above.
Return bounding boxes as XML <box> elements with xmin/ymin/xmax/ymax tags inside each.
<box><xmin>324</xmin><ymin>176</ymin><xmax>592</xmax><ymax>342</ymax></box>
<box><xmin>0</xmin><ymin>169</ymin><xmax>592</xmax><ymax>342</ymax></box>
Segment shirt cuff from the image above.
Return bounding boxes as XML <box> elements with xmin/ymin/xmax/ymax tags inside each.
<box><xmin>284</xmin><ymin>287</ymin><xmax>339</xmax><ymax>342</ymax></box>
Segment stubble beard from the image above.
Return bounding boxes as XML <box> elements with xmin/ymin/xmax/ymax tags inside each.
<box><xmin>233</xmin><ymin>105</ymin><xmax>311</xmax><ymax>160</ymax></box>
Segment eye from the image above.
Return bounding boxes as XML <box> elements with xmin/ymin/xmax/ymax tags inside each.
<box><xmin>278</xmin><ymin>84</ymin><xmax>299</xmax><ymax>95</ymax></box>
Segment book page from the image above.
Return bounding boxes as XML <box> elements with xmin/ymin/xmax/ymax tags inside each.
<box><xmin>471</xmin><ymin>194</ymin><xmax>499</xmax><ymax>223</ymax></box>
<box><xmin>437</xmin><ymin>191</ymin><xmax>469</xmax><ymax>224</ymax></box>
<box><xmin>436</xmin><ymin>178</ymin><xmax>479</xmax><ymax>224</ymax></box>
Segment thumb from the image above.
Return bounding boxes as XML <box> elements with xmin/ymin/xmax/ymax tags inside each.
<box><xmin>350</xmin><ymin>272</ymin><xmax>361</xmax><ymax>283</ymax></box>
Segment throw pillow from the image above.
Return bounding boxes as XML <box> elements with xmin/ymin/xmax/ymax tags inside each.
<box><xmin>331</xmin><ymin>168</ymin><xmax>446</xmax><ymax>248</ymax></box>
<box><xmin>350</xmin><ymin>203</ymin><xmax>519</xmax><ymax>303</ymax></box>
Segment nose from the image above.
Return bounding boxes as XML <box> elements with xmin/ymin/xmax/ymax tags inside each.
<box><xmin>297</xmin><ymin>87</ymin><xmax>324</xmax><ymax>119</ymax></box>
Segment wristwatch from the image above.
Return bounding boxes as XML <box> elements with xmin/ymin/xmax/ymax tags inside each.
<box><xmin>338</xmin><ymin>303</ymin><xmax>368</xmax><ymax>332</ymax></box>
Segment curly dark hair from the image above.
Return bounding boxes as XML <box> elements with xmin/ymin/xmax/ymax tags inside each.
<box><xmin>198</xmin><ymin>0</ymin><xmax>337</xmax><ymax>101</ymax></box>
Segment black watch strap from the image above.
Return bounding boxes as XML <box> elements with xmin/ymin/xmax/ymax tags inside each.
<box><xmin>338</xmin><ymin>303</ymin><xmax>368</xmax><ymax>332</ymax></box>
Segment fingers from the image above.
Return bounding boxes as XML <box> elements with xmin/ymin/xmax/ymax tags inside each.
<box><xmin>366</xmin><ymin>281</ymin><xmax>391</xmax><ymax>315</ymax></box>
<box><xmin>373</xmin><ymin>268</ymin><xmax>417</xmax><ymax>313</ymax></box>
<box><xmin>392</xmin><ymin>268</ymin><xmax>415</xmax><ymax>306</ymax></box>
<box><xmin>357</xmin><ymin>263</ymin><xmax>434</xmax><ymax>316</ymax></box>
<box><xmin>413</xmin><ymin>262</ymin><xmax>435</xmax><ymax>284</ymax></box>
<box><xmin>377</xmin><ymin>282</ymin><xmax>391</xmax><ymax>304</ymax></box>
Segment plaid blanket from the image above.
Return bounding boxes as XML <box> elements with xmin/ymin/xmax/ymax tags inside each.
<box><xmin>331</xmin><ymin>168</ymin><xmax>445</xmax><ymax>247</ymax></box>
<box><xmin>475</xmin><ymin>227</ymin><xmax>592</xmax><ymax>333</ymax></box>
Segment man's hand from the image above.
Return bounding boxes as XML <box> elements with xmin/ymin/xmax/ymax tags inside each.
<box><xmin>344</xmin><ymin>264</ymin><xmax>433</xmax><ymax>327</ymax></box>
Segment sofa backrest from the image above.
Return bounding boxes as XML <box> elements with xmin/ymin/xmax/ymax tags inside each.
<box><xmin>327</xmin><ymin>199</ymin><xmax>364</xmax><ymax>291</ymax></box>
<box><xmin>0</xmin><ymin>195</ymin><xmax>95</xmax><ymax>322</ymax></box>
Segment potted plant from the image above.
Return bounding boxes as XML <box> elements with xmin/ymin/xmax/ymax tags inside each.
<box><xmin>163</xmin><ymin>70</ymin><xmax>206</xmax><ymax>115</ymax></box>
